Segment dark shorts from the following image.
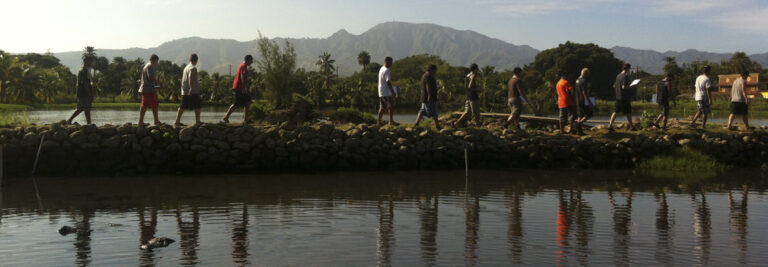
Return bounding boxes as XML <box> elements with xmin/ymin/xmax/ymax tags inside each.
<box><xmin>418</xmin><ymin>101</ymin><xmax>439</xmax><ymax>119</ymax></box>
<box><xmin>141</xmin><ymin>92</ymin><xmax>159</xmax><ymax>108</ymax></box>
<box><xmin>508</xmin><ymin>97</ymin><xmax>523</xmax><ymax>117</ymax></box>
<box><xmin>614</xmin><ymin>99</ymin><xmax>631</xmax><ymax>114</ymax></box>
<box><xmin>77</xmin><ymin>97</ymin><xmax>92</xmax><ymax>110</ymax></box>
<box><xmin>180</xmin><ymin>94</ymin><xmax>202</xmax><ymax>110</ymax></box>
<box><xmin>659</xmin><ymin>104</ymin><xmax>670</xmax><ymax>116</ymax></box>
<box><xmin>731</xmin><ymin>102</ymin><xmax>748</xmax><ymax>115</ymax></box>
<box><xmin>697</xmin><ymin>100</ymin><xmax>711</xmax><ymax>115</ymax></box>
<box><xmin>379</xmin><ymin>96</ymin><xmax>395</xmax><ymax>110</ymax></box>
<box><xmin>579</xmin><ymin>105</ymin><xmax>593</xmax><ymax>118</ymax></box>
<box><xmin>233</xmin><ymin>90</ymin><xmax>252</xmax><ymax>107</ymax></box>
<box><xmin>559</xmin><ymin>106</ymin><xmax>577</xmax><ymax>123</ymax></box>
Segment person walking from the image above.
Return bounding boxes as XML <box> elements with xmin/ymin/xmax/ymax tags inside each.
<box><xmin>377</xmin><ymin>57</ymin><xmax>398</xmax><ymax>126</ymax></box>
<box><xmin>574</xmin><ymin>68</ymin><xmax>593</xmax><ymax>134</ymax></box>
<box><xmin>222</xmin><ymin>55</ymin><xmax>254</xmax><ymax>124</ymax></box>
<box><xmin>454</xmin><ymin>64</ymin><xmax>482</xmax><ymax>127</ymax></box>
<box><xmin>727</xmin><ymin>71</ymin><xmax>751</xmax><ymax>131</ymax></box>
<box><xmin>690</xmin><ymin>65</ymin><xmax>713</xmax><ymax>129</ymax></box>
<box><xmin>66</xmin><ymin>57</ymin><xmax>95</xmax><ymax>125</ymax></box>
<box><xmin>174</xmin><ymin>53</ymin><xmax>202</xmax><ymax>126</ymax></box>
<box><xmin>556</xmin><ymin>71</ymin><xmax>577</xmax><ymax>134</ymax></box>
<box><xmin>653</xmin><ymin>73</ymin><xmax>673</xmax><ymax>130</ymax></box>
<box><xmin>138</xmin><ymin>54</ymin><xmax>162</xmax><ymax>126</ymax></box>
<box><xmin>608</xmin><ymin>63</ymin><xmax>637</xmax><ymax>131</ymax></box>
<box><xmin>505</xmin><ymin>67</ymin><xmax>526</xmax><ymax>129</ymax></box>
<box><xmin>415</xmin><ymin>65</ymin><xmax>441</xmax><ymax>130</ymax></box>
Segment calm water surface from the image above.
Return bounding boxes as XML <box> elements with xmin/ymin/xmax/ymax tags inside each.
<box><xmin>1</xmin><ymin>170</ymin><xmax>767</xmax><ymax>266</ymax></box>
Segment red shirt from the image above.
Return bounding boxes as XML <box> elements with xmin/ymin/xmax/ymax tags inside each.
<box><xmin>556</xmin><ymin>78</ymin><xmax>574</xmax><ymax>108</ymax></box>
<box><xmin>232</xmin><ymin>63</ymin><xmax>248</xmax><ymax>92</ymax></box>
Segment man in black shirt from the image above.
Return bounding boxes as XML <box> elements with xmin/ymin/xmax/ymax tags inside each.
<box><xmin>415</xmin><ymin>65</ymin><xmax>441</xmax><ymax>130</ymax></box>
<box><xmin>66</xmin><ymin>57</ymin><xmax>95</xmax><ymax>125</ymax></box>
<box><xmin>654</xmin><ymin>73</ymin><xmax>673</xmax><ymax>130</ymax></box>
<box><xmin>608</xmin><ymin>63</ymin><xmax>637</xmax><ymax>131</ymax></box>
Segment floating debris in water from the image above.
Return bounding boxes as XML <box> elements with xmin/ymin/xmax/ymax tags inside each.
<box><xmin>58</xmin><ymin>226</ymin><xmax>91</xmax><ymax>236</ymax></box>
<box><xmin>140</xmin><ymin>237</ymin><xmax>175</xmax><ymax>250</ymax></box>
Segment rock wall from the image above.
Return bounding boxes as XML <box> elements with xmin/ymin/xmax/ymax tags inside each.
<box><xmin>1</xmin><ymin>123</ymin><xmax>767</xmax><ymax>177</ymax></box>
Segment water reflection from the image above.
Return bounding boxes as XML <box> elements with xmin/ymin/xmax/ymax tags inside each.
<box><xmin>609</xmin><ymin>191</ymin><xmax>633</xmax><ymax>266</ymax></box>
<box><xmin>692</xmin><ymin>192</ymin><xmax>712</xmax><ymax>265</ymax></box>
<box><xmin>729</xmin><ymin>186</ymin><xmax>749</xmax><ymax>264</ymax></box>
<box><xmin>464</xmin><ymin>195</ymin><xmax>480</xmax><ymax>265</ymax></box>
<box><xmin>418</xmin><ymin>195</ymin><xmax>438</xmax><ymax>265</ymax></box>
<box><xmin>376</xmin><ymin>199</ymin><xmax>395</xmax><ymax>266</ymax></box>
<box><xmin>508</xmin><ymin>191</ymin><xmax>523</xmax><ymax>264</ymax></box>
<box><xmin>556</xmin><ymin>190</ymin><xmax>594</xmax><ymax>266</ymax></box>
<box><xmin>176</xmin><ymin>206</ymin><xmax>200</xmax><ymax>266</ymax></box>
<box><xmin>138</xmin><ymin>207</ymin><xmax>158</xmax><ymax>267</ymax></box>
<box><xmin>73</xmin><ymin>209</ymin><xmax>94</xmax><ymax>266</ymax></box>
<box><xmin>654</xmin><ymin>191</ymin><xmax>674</xmax><ymax>265</ymax></box>
<box><xmin>231</xmin><ymin>203</ymin><xmax>249</xmax><ymax>266</ymax></box>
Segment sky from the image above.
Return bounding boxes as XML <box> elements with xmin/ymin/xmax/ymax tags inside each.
<box><xmin>4</xmin><ymin>0</ymin><xmax>768</xmax><ymax>54</ymax></box>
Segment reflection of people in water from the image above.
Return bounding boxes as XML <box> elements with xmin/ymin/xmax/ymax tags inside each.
<box><xmin>609</xmin><ymin>191</ymin><xmax>633</xmax><ymax>266</ymax></box>
<box><xmin>556</xmin><ymin>190</ymin><xmax>571</xmax><ymax>264</ymax></box>
<box><xmin>231</xmin><ymin>203</ymin><xmax>249</xmax><ymax>266</ymax></box>
<box><xmin>654</xmin><ymin>191</ymin><xmax>674</xmax><ymax>264</ymax></box>
<box><xmin>572</xmin><ymin>190</ymin><xmax>593</xmax><ymax>266</ymax></box>
<box><xmin>139</xmin><ymin>207</ymin><xmax>158</xmax><ymax>265</ymax></box>
<box><xmin>176</xmin><ymin>206</ymin><xmax>201</xmax><ymax>265</ymax></box>
<box><xmin>464</xmin><ymin>195</ymin><xmax>480</xmax><ymax>265</ymax></box>
<box><xmin>508</xmin><ymin>191</ymin><xmax>523</xmax><ymax>264</ymax></box>
<box><xmin>692</xmin><ymin>192</ymin><xmax>711</xmax><ymax>265</ymax></box>
<box><xmin>418</xmin><ymin>195</ymin><xmax>439</xmax><ymax>265</ymax></box>
<box><xmin>729</xmin><ymin>186</ymin><xmax>749</xmax><ymax>264</ymax></box>
<box><xmin>376</xmin><ymin>199</ymin><xmax>395</xmax><ymax>266</ymax></box>
<box><xmin>73</xmin><ymin>209</ymin><xmax>94</xmax><ymax>266</ymax></box>
<box><xmin>555</xmin><ymin>190</ymin><xmax>594</xmax><ymax>266</ymax></box>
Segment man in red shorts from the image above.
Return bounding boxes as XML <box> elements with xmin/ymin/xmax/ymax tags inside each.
<box><xmin>222</xmin><ymin>55</ymin><xmax>254</xmax><ymax>124</ymax></box>
<box><xmin>138</xmin><ymin>54</ymin><xmax>162</xmax><ymax>126</ymax></box>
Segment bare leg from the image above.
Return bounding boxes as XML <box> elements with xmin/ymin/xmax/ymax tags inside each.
<box><xmin>690</xmin><ymin>111</ymin><xmax>702</xmax><ymax>127</ymax></box>
<box><xmin>702</xmin><ymin>114</ymin><xmax>708</xmax><ymax>129</ymax></box>
<box><xmin>626</xmin><ymin>113</ymin><xmax>634</xmax><ymax>130</ymax></box>
<box><xmin>67</xmin><ymin>109</ymin><xmax>83</xmax><ymax>124</ymax></box>
<box><xmin>175</xmin><ymin>108</ymin><xmax>184</xmax><ymax>125</ymax></box>
<box><xmin>243</xmin><ymin>105</ymin><xmax>250</xmax><ymax>123</ymax></box>
<box><xmin>743</xmin><ymin>115</ymin><xmax>750</xmax><ymax>130</ymax></box>
<box><xmin>456</xmin><ymin>112</ymin><xmax>469</xmax><ymax>125</ymax></box>
<box><xmin>84</xmin><ymin>110</ymin><xmax>92</xmax><ymax>125</ymax></box>
<box><xmin>434</xmin><ymin>117</ymin><xmax>441</xmax><ymax>130</ymax></box>
<box><xmin>223</xmin><ymin>104</ymin><xmax>237</xmax><ymax>123</ymax></box>
<box><xmin>152</xmin><ymin>107</ymin><xmax>160</xmax><ymax>125</ymax></box>
<box><xmin>139</xmin><ymin>106</ymin><xmax>147</xmax><ymax>125</ymax></box>
<box><xmin>388</xmin><ymin>108</ymin><xmax>396</xmax><ymax>125</ymax></box>
<box><xmin>194</xmin><ymin>109</ymin><xmax>201</xmax><ymax>124</ymax></box>
<box><xmin>377</xmin><ymin>106</ymin><xmax>384</xmax><ymax>126</ymax></box>
<box><xmin>559</xmin><ymin>121</ymin><xmax>565</xmax><ymax>134</ymax></box>
<box><xmin>662</xmin><ymin>116</ymin><xmax>667</xmax><ymax>129</ymax></box>
<box><xmin>415</xmin><ymin>113</ymin><xmax>423</xmax><ymax>125</ymax></box>
<box><xmin>727</xmin><ymin>114</ymin><xmax>735</xmax><ymax>130</ymax></box>
<box><xmin>608</xmin><ymin>112</ymin><xmax>617</xmax><ymax>129</ymax></box>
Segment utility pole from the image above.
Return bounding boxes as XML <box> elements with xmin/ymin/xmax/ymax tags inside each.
<box><xmin>229</xmin><ymin>64</ymin><xmax>232</xmax><ymax>76</ymax></box>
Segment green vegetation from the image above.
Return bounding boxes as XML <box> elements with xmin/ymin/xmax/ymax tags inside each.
<box><xmin>0</xmin><ymin>111</ymin><xmax>30</xmax><ymax>125</ymax></box>
<box><xmin>329</xmin><ymin>107</ymin><xmax>375</xmax><ymax>124</ymax></box>
<box><xmin>638</xmin><ymin>147</ymin><xmax>728</xmax><ymax>183</ymax></box>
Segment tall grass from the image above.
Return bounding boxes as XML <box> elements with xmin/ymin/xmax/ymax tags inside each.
<box><xmin>0</xmin><ymin>111</ymin><xmax>31</xmax><ymax>126</ymax></box>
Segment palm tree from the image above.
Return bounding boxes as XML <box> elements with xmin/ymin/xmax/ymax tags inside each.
<box><xmin>357</xmin><ymin>51</ymin><xmax>371</xmax><ymax>70</ymax></box>
<box><xmin>315</xmin><ymin>52</ymin><xmax>336</xmax><ymax>108</ymax></box>
<box><xmin>82</xmin><ymin>46</ymin><xmax>97</xmax><ymax>62</ymax></box>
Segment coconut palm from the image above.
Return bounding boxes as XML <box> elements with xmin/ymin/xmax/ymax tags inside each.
<box><xmin>315</xmin><ymin>52</ymin><xmax>336</xmax><ymax>108</ymax></box>
<box><xmin>357</xmin><ymin>51</ymin><xmax>370</xmax><ymax>70</ymax></box>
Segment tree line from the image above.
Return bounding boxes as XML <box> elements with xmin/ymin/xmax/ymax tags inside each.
<box><xmin>1</xmin><ymin>40</ymin><xmax>765</xmax><ymax>116</ymax></box>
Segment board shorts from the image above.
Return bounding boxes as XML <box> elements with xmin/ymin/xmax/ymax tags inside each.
<box><xmin>233</xmin><ymin>90</ymin><xmax>252</xmax><ymax>107</ymax></box>
<box><xmin>379</xmin><ymin>96</ymin><xmax>395</xmax><ymax>110</ymax></box>
<box><xmin>141</xmin><ymin>92</ymin><xmax>159</xmax><ymax>108</ymax></box>
<box><xmin>697</xmin><ymin>100</ymin><xmax>711</xmax><ymax>115</ymax></box>
<box><xmin>614</xmin><ymin>98</ymin><xmax>631</xmax><ymax>114</ymax></box>
<box><xmin>418</xmin><ymin>101</ymin><xmax>439</xmax><ymax>119</ymax></box>
<box><xmin>731</xmin><ymin>102</ymin><xmax>747</xmax><ymax>115</ymax></box>
<box><xmin>77</xmin><ymin>97</ymin><xmax>93</xmax><ymax>110</ymax></box>
<box><xmin>508</xmin><ymin>97</ymin><xmax>523</xmax><ymax>118</ymax></box>
<box><xmin>659</xmin><ymin>103</ymin><xmax>670</xmax><ymax>116</ymax></box>
<box><xmin>559</xmin><ymin>106</ymin><xmax>577</xmax><ymax>124</ymax></box>
<box><xmin>180</xmin><ymin>94</ymin><xmax>202</xmax><ymax>110</ymax></box>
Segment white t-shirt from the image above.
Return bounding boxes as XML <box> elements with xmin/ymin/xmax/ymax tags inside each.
<box><xmin>378</xmin><ymin>66</ymin><xmax>392</xmax><ymax>97</ymax></box>
<box><xmin>694</xmin><ymin>74</ymin><xmax>711</xmax><ymax>101</ymax></box>
<box><xmin>731</xmin><ymin>77</ymin><xmax>746</xmax><ymax>103</ymax></box>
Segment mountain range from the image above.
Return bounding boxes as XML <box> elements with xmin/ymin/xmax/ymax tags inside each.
<box><xmin>52</xmin><ymin>21</ymin><xmax>768</xmax><ymax>76</ymax></box>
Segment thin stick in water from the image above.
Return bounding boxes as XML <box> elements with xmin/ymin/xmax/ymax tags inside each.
<box><xmin>31</xmin><ymin>135</ymin><xmax>44</xmax><ymax>211</ymax></box>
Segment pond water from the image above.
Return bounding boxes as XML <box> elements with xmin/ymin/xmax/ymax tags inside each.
<box><xmin>1</xmin><ymin>170</ymin><xmax>767</xmax><ymax>266</ymax></box>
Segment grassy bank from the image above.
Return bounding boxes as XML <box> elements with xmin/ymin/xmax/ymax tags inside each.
<box><xmin>593</xmin><ymin>99</ymin><xmax>768</xmax><ymax>118</ymax></box>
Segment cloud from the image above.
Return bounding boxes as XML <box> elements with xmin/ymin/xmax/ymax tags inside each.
<box><xmin>710</xmin><ymin>7</ymin><xmax>768</xmax><ymax>35</ymax></box>
<box><xmin>480</xmin><ymin>0</ymin><xmax>626</xmax><ymax>16</ymax></box>
<box><xmin>647</xmin><ymin>0</ymin><xmax>737</xmax><ymax>15</ymax></box>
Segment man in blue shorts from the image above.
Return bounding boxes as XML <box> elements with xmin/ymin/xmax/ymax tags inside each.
<box><xmin>415</xmin><ymin>65</ymin><xmax>441</xmax><ymax>130</ymax></box>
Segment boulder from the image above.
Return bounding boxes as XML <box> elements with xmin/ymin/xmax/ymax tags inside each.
<box><xmin>69</xmin><ymin>131</ymin><xmax>87</xmax><ymax>145</ymax></box>
<box><xmin>101</xmin><ymin>135</ymin><xmax>121</xmax><ymax>148</ymax></box>
<box><xmin>140</xmin><ymin>136</ymin><xmax>153</xmax><ymax>147</ymax></box>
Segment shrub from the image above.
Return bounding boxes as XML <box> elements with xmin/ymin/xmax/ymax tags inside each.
<box><xmin>330</xmin><ymin>107</ymin><xmax>375</xmax><ymax>124</ymax></box>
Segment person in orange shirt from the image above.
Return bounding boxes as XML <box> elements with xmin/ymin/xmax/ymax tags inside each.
<box><xmin>556</xmin><ymin>71</ymin><xmax>577</xmax><ymax>134</ymax></box>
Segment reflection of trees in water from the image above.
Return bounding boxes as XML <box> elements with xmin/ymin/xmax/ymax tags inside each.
<box><xmin>231</xmin><ymin>203</ymin><xmax>249</xmax><ymax>266</ymax></box>
<box><xmin>176</xmin><ymin>205</ymin><xmax>200</xmax><ymax>265</ymax></box>
<box><xmin>508</xmin><ymin>191</ymin><xmax>523</xmax><ymax>264</ymax></box>
<box><xmin>654</xmin><ymin>191</ymin><xmax>674</xmax><ymax>265</ymax></box>
<box><xmin>418</xmin><ymin>195</ymin><xmax>438</xmax><ymax>265</ymax></box>
<box><xmin>73</xmin><ymin>209</ymin><xmax>94</xmax><ymax>267</ymax></box>
<box><xmin>557</xmin><ymin>190</ymin><xmax>594</xmax><ymax>266</ymax></box>
<box><xmin>729</xmin><ymin>186</ymin><xmax>748</xmax><ymax>265</ymax></box>
<box><xmin>609</xmin><ymin>191</ymin><xmax>633</xmax><ymax>267</ymax></box>
<box><xmin>464</xmin><ymin>195</ymin><xmax>480</xmax><ymax>266</ymax></box>
<box><xmin>692</xmin><ymin>192</ymin><xmax>711</xmax><ymax>266</ymax></box>
<box><xmin>138</xmin><ymin>207</ymin><xmax>158</xmax><ymax>267</ymax></box>
<box><xmin>376</xmin><ymin>199</ymin><xmax>395</xmax><ymax>266</ymax></box>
